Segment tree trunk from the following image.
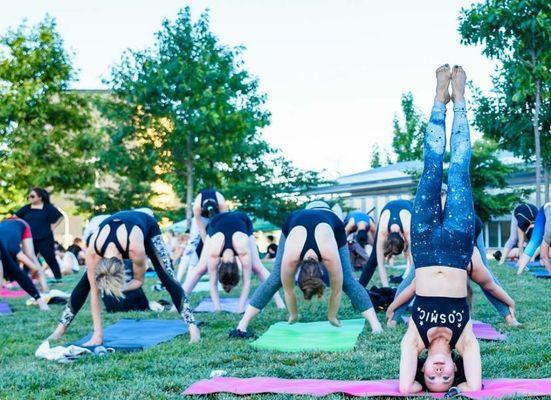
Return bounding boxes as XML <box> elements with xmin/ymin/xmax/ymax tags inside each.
<box><xmin>532</xmin><ymin>79</ymin><xmax>542</xmax><ymax>207</ymax></box>
<box><xmin>545</xmin><ymin>165</ymin><xmax>550</xmax><ymax>204</ymax></box>
<box><xmin>185</xmin><ymin>134</ymin><xmax>194</xmax><ymax>230</ymax></box>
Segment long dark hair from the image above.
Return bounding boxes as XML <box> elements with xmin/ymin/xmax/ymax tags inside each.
<box><xmin>31</xmin><ymin>187</ymin><xmax>51</xmax><ymax>204</ymax></box>
<box><xmin>415</xmin><ymin>353</ymin><xmax>466</xmax><ymax>391</ymax></box>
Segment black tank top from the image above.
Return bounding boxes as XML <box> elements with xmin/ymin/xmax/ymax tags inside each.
<box><xmin>412</xmin><ymin>295</ymin><xmax>469</xmax><ymax>349</ymax></box>
<box><xmin>382</xmin><ymin>199</ymin><xmax>412</xmax><ymax>233</ymax></box>
<box><xmin>282</xmin><ymin>209</ymin><xmax>347</xmax><ymax>260</ymax></box>
<box><xmin>207</xmin><ymin>211</ymin><xmax>253</xmax><ymax>255</ymax></box>
<box><xmin>200</xmin><ymin>189</ymin><xmax>219</xmax><ymax>218</ymax></box>
<box><xmin>94</xmin><ymin>211</ymin><xmax>159</xmax><ymax>258</ymax></box>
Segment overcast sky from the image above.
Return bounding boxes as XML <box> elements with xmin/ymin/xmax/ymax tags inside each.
<box><xmin>1</xmin><ymin>0</ymin><xmax>497</xmax><ymax>177</ymax></box>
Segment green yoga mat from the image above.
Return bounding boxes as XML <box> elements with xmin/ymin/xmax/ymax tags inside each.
<box><xmin>251</xmin><ymin>319</ymin><xmax>365</xmax><ymax>352</ymax></box>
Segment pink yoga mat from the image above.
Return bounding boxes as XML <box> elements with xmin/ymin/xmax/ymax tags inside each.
<box><xmin>401</xmin><ymin>317</ymin><xmax>507</xmax><ymax>341</ymax></box>
<box><xmin>0</xmin><ymin>288</ymin><xmax>27</xmax><ymax>298</ymax></box>
<box><xmin>183</xmin><ymin>377</ymin><xmax>551</xmax><ymax>399</ymax></box>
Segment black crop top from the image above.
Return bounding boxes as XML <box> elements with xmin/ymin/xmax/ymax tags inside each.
<box><xmin>207</xmin><ymin>211</ymin><xmax>253</xmax><ymax>255</ymax></box>
<box><xmin>412</xmin><ymin>295</ymin><xmax>469</xmax><ymax>349</ymax></box>
<box><xmin>282</xmin><ymin>209</ymin><xmax>347</xmax><ymax>260</ymax></box>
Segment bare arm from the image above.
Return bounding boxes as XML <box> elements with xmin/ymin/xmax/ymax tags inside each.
<box><xmin>517</xmin><ymin>228</ymin><xmax>526</xmax><ymax>255</ymax></box>
<box><xmin>324</xmin><ymin>251</ymin><xmax>344</xmax><ymax>327</ymax></box>
<box><xmin>376</xmin><ymin>231</ymin><xmax>389</xmax><ymax>287</ymax></box>
<box><xmin>51</xmin><ymin>216</ymin><xmax>63</xmax><ymax>231</ymax></box>
<box><xmin>125</xmin><ymin>259</ymin><xmax>146</xmax><ymax>292</ymax></box>
<box><xmin>457</xmin><ymin>328</ymin><xmax>482</xmax><ymax>391</ymax></box>
<box><xmin>207</xmin><ymin>255</ymin><xmax>222</xmax><ymax>311</ymax></box>
<box><xmin>238</xmin><ymin>251</ymin><xmax>253</xmax><ymax>313</ymax></box>
<box><xmin>192</xmin><ymin>197</ymin><xmax>208</xmax><ymax>241</ymax></box>
<box><xmin>86</xmin><ymin>257</ymin><xmax>103</xmax><ymax>345</ymax></box>
<box><xmin>541</xmin><ymin>241</ymin><xmax>551</xmax><ymax>272</ymax></box>
<box><xmin>399</xmin><ymin>324</ymin><xmax>423</xmax><ymax>394</ymax></box>
<box><xmin>281</xmin><ymin>259</ymin><xmax>299</xmax><ymax>323</ymax></box>
<box><xmin>470</xmin><ymin>250</ymin><xmax>515</xmax><ymax>309</ymax></box>
<box><xmin>386</xmin><ymin>278</ymin><xmax>416</xmax><ymax>322</ymax></box>
<box><xmin>344</xmin><ymin>219</ymin><xmax>355</xmax><ymax>235</ymax></box>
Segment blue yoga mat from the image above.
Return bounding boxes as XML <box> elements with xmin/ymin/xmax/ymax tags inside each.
<box><xmin>194</xmin><ymin>297</ymin><xmax>247</xmax><ymax>313</ymax></box>
<box><xmin>507</xmin><ymin>261</ymin><xmax>543</xmax><ymax>270</ymax></box>
<box><xmin>72</xmin><ymin>319</ymin><xmax>194</xmax><ymax>352</ymax></box>
<box><xmin>0</xmin><ymin>301</ymin><xmax>12</xmax><ymax>315</ymax></box>
<box><xmin>533</xmin><ymin>270</ymin><xmax>551</xmax><ymax>279</ymax></box>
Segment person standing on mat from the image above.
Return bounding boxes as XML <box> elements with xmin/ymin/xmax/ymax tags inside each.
<box><xmin>15</xmin><ymin>188</ymin><xmax>64</xmax><ymax>281</ymax></box>
<box><xmin>358</xmin><ymin>199</ymin><xmax>412</xmax><ymax>288</ymax></box>
<box><xmin>517</xmin><ymin>202</ymin><xmax>551</xmax><ymax>274</ymax></box>
<box><xmin>176</xmin><ymin>189</ymin><xmax>228</xmax><ymax>282</ymax></box>
<box><xmin>184</xmin><ymin>211</ymin><xmax>285</xmax><ymax>313</ymax></box>
<box><xmin>399</xmin><ymin>65</ymin><xmax>481</xmax><ymax>394</ymax></box>
<box><xmin>0</xmin><ymin>220</ymin><xmax>50</xmax><ymax>311</ymax></box>
<box><xmin>496</xmin><ymin>203</ymin><xmax>538</xmax><ymax>264</ymax></box>
<box><xmin>344</xmin><ymin>210</ymin><xmax>376</xmax><ymax>247</ymax></box>
<box><xmin>47</xmin><ymin>209</ymin><xmax>200</xmax><ymax>345</ymax></box>
<box><xmin>230</xmin><ymin>201</ymin><xmax>383</xmax><ymax>338</ymax></box>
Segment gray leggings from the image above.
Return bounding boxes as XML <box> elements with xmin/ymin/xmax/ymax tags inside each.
<box><xmin>249</xmin><ymin>234</ymin><xmax>374</xmax><ymax>312</ymax></box>
<box><xmin>392</xmin><ymin>232</ymin><xmax>509</xmax><ymax>322</ymax></box>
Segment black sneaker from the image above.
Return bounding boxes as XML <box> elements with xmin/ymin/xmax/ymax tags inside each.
<box><xmin>228</xmin><ymin>329</ymin><xmax>256</xmax><ymax>339</ymax></box>
<box><xmin>444</xmin><ymin>387</ymin><xmax>461</xmax><ymax>398</ymax></box>
<box><xmin>493</xmin><ymin>250</ymin><xmax>502</xmax><ymax>261</ymax></box>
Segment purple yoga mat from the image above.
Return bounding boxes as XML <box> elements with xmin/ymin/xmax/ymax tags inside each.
<box><xmin>194</xmin><ymin>297</ymin><xmax>247</xmax><ymax>313</ymax></box>
<box><xmin>401</xmin><ymin>317</ymin><xmax>507</xmax><ymax>341</ymax></box>
<box><xmin>183</xmin><ymin>377</ymin><xmax>551</xmax><ymax>399</ymax></box>
<box><xmin>0</xmin><ymin>302</ymin><xmax>12</xmax><ymax>315</ymax></box>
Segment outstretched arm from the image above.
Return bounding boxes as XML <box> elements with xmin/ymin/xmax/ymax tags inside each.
<box><xmin>84</xmin><ymin>257</ymin><xmax>103</xmax><ymax>346</ymax></box>
<box><xmin>238</xmin><ymin>251</ymin><xmax>253</xmax><ymax>313</ymax></box>
<box><xmin>281</xmin><ymin>258</ymin><xmax>299</xmax><ymax>323</ymax></box>
<box><xmin>324</xmin><ymin>248</ymin><xmax>344</xmax><ymax>327</ymax></box>
<box><xmin>207</xmin><ymin>255</ymin><xmax>222</xmax><ymax>311</ymax></box>
<box><xmin>387</xmin><ymin>278</ymin><xmax>416</xmax><ymax>324</ymax></box>
<box><xmin>376</xmin><ymin>232</ymin><xmax>389</xmax><ymax>287</ymax></box>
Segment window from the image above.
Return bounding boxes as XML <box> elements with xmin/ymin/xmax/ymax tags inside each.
<box><xmin>488</xmin><ymin>221</ymin><xmax>500</xmax><ymax>248</ymax></box>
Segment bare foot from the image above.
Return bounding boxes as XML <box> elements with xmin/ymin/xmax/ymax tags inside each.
<box><xmin>288</xmin><ymin>313</ymin><xmax>299</xmax><ymax>324</ymax></box>
<box><xmin>47</xmin><ymin>323</ymin><xmax>67</xmax><ymax>341</ymax></box>
<box><xmin>451</xmin><ymin>65</ymin><xmax>467</xmax><ymax>103</ymax></box>
<box><xmin>188</xmin><ymin>324</ymin><xmax>201</xmax><ymax>343</ymax></box>
<box><xmin>505</xmin><ymin>315</ymin><xmax>522</xmax><ymax>327</ymax></box>
<box><xmin>37</xmin><ymin>298</ymin><xmax>50</xmax><ymax>311</ymax></box>
<box><xmin>435</xmin><ymin>64</ymin><xmax>451</xmax><ymax>105</ymax></box>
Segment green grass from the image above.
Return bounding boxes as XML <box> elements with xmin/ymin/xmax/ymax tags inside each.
<box><xmin>0</xmin><ymin>261</ymin><xmax>549</xmax><ymax>400</ymax></box>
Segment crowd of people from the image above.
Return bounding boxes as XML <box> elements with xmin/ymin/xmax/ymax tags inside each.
<box><xmin>1</xmin><ymin>65</ymin><xmax>549</xmax><ymax>395</ymax></box>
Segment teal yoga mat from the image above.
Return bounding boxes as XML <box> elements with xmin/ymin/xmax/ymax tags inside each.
<box><xmin>251</xmin><ymin>319</ymin><xmax>365</xmax><ymax>352</ymax></box>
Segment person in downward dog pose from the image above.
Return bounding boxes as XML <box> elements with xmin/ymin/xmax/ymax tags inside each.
<box><xmin>496</xmin><ymin>203</ymin><xmax>538</xmax><ymax>264</ymax></box>
<box><xmin>517</xmin><ymin>202</ymin><xmax>551</xmax><ymax>274</ymax></box>
<box><xmin>183</xmin><ymin>211</ymin><xmax>285</xmax><ymax>313</ymax></box>
<box><xmin>344</xmin><ymin>210</ymin><xmax>376</xmax><ymax>247</ymax></box>
<box><xmin>358</xmin><ymin>199</ymin><xmax>413</xmax><ymax>288</ymax></box>
<box><xmin>0</xmin><ymin>217</ymin><xmax>50</xmax><ymax>310</ymax></box>
<box><xmin>176</xmin><ymin>189</ymin><xmax>228</xmax><ymax>282</ymax></box>
<box><xmin>230</xmin><ymin>201</ymin><xmax>383</xmax><ymax>338</ymax></box>
<box><xmin>47</xmin><ymin>209</ymin><xmax>200</xmax><ymax>345</ymax></box>
<box><xmin>399</xmin><ymin>65</ymin><xmax>481</xmax><ymax>394</ymax></box>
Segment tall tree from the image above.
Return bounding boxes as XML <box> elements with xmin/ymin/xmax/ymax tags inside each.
<box><xmin>391</xmin><ymin>92</ymin><xmax>426</xmax><ymax>162</ymax></box>
<box><xmin>0</xmin><ymin>18</ymin><xmax>99</xmax><ymax>215</ymax></box>
<box><xmin>84</xmin><ymin>7</ymin><xmax>322</xmax><ymax>224</ymax></box>
<box><xmin>459</xmin><ymin>0</ymin><xmax>551</xmax><ymax>205</ymax></box>
<box><xmin>470</xmin><ymin>69</ymin><xmax>551</xmax><ymax>201</ymax></box>
<box><xmin>370</xmin><ymin>144</ymin><xmax>382</xmax><ymax>168</ymax></box>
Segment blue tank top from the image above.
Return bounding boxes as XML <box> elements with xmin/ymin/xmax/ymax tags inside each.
<box><xmin>382</xmin><ymin>199</ymin><xmax>412</xmax><ymax>233</ymax></box>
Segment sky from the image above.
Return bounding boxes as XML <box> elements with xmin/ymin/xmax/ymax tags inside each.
<box><xmin>1</xmin><ymin>0</ymin><xmax>498</xmax><ymax>178</ymax></box>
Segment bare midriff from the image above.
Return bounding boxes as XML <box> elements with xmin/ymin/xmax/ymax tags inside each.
<box><xmin>415</xmin><ymin>266</ymin><xmax>468</xmax><ymax>298</ymax></box>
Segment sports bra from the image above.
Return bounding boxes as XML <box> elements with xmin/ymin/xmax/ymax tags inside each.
<box><xmin>200</xmin><ymin>189</ymin><xmax>219</xmax><ymax>218</ymax></box>
<box><xmin>282</xmin><ymin>209</ymin><xmax>347</xmax><ymax>260</ymax></box>
<box><xmin>346</xmin><ymin>211</ymin><xmax>371</xmax><ymax>226</ymax></box>
<box><xmin>383</xmin><ymin>199</ymin><xmax>412</xmax><ymax>233</ymax></box>
<box><xmin>207</xmin><ymin>211</ymin><xmax>253</xmax><ymax>255</ymax></box>
<box><xmin>412</xmin><ymin>295</ymin><xmax>469</xmax><ymax>349</ymax></box>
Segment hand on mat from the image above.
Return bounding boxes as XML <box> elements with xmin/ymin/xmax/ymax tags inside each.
<box><xmin>37</xmin><ymin>297</ymin><xmax>51</xmax><ymax>312</ymax></box>
<box><xmin>47</xmin><ymin>323</ymin><xmax>67</xmax><ymax>341</ymax></box>
<box><xmin>386</xmin><ymin>319</ymin><xmax>397</xmax><ymax>328</ymax></box>
<box><xmin>385</xmin><ymin>307</ymin><xmax>394</xmax><ymax>324</ymax></box>
<box><xmin>189</xmin><ymin>324</ymin><xmax>201</xmax><ymax>344</ymax></box>
<box><xmin>328</xmin><ymin>317</ymin><xmax>341</xmax><ymax>327</ymax></box>
<box><xmin>288</xmin><ymin>313</ymin><xmax>299</xmax><ymax>324</ymax></box>
<box><xmin>83</xmin><ymin>333</ymin><xmax>103</xmax><ymax>347</ymax></box>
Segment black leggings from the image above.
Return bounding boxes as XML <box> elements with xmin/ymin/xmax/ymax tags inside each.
<box><xmin>34</xmin><ymin>236</ymin><xmax>61</xmax><ymax>280</ymax></box>
<box><xmin>59</xmin><ymin>235</ymin><xmax>195</xmax><ymax>326</ymax></box>
<box><xmin>1</xmin><ymin>246</ymin><xmax>41</xmax><ymax>300</ymax></box>
<box><xmin>358</xmin><ymin>226</ymin><xmax>380</xmax><ymax>287</ymax></box>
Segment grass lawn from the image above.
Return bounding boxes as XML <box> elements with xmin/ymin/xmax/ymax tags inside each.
<box><xmin>0</xmin><ymin>261</ymin><xmax>549</xmax><ymax>399</ymax></box>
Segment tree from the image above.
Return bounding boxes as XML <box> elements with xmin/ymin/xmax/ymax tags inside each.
<box><xmin>391</xmin><ymin>92</ymin><xmax>426</xmax><ymax>162</ymax></box>
<box><xmin>0</xmin><ymin>17</ymin><xmax>99</xmax><ymax>215</ymax></box>
<box><xmin>370</xmin><ymin>144</ymin><xmax>382</xmax><ymax>168</ymax></box>
<box><xmin>82</xmin><ymin>7</ymin><xmax>323</xmax><ymax>224</ymax></box>
<box><xmin>470</xmin><ymin>68</ymin><xmax>551</xmax><ymax>202</ymax></box>
<box><xmin>459</xmin><ymin>0</ymin><xmax>551</xmax><ymax>205</ymax></box>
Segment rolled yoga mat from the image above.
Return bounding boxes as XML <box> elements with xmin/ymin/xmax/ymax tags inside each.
<box><xmin>182</xmin><ymin>376</ymin><xmax>551</xmax><ymax>399</ymax></box>
<box><xmin>71</xmin><ymin>319</ymin><xmax>197</xmax><ymax>352</ymax></box>
<box><xmin>194</xmin><ymin>297</ymin><xmax>247</xmax><ymax>313</ymax></box>
<box><xmin>251</xmin><ymin>319</ymin><xmax>365</xmax><ymax>352</ymax></box>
